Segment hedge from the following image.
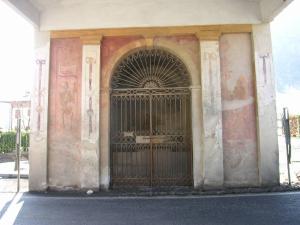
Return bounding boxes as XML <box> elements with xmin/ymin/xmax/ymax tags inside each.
<box><xmin>0</xmin><ymin>131</ymin><xmax>30</xmax><ymax>153</ymax></box>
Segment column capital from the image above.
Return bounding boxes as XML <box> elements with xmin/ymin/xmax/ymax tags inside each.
<box><xmin>195</xmin><ymin>31</ymin><xmax>221</xmax><ymax>41</ymax></box>
<box><xmin>80</xmin><ymin>35</ymin><xmax>103</xmax><ymax>45</ymax></box>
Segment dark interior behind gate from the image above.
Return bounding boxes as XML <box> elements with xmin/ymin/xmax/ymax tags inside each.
<box><xmin>110</xmin><ymin>48</ymin><xmax>192</xmax><ymax>187</ymax></box>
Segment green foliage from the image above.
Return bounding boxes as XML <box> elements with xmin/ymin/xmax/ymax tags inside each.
<box><xmin>0</xmin><ymin>131</ymin><xmax>30</xmax><ymax>153</ymax></box>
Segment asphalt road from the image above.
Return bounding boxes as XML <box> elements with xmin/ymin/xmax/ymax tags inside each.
<box><xmin>0</xmin><ymin>192</ymin><xmax>300</xmax><ymax>225</ymax></box>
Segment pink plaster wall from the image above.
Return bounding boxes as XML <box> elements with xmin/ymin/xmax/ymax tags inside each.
<box><xmin>156</xmin><ymin>35</ymin><xmax>199</xmax><ymax>68</ymax></box>
<box><xmin>101</xmin><ymin>36</ymin><xmax>143</xmax><ymax>88</ymax></box>
<box><xmin>48</xmin><ymin>38</ymin><xmax>82</xmax><ymax>189</ymax></box>
<box><xmin>220</xmin><ymin>33</ymin><xmax>258</xmax><ymax>186</ymax></box>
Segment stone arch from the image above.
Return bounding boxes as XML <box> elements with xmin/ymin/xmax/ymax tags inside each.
<box><xmin>99</xmin><ymin>37</ymin><xmax>201</xmax><ymax>189</ymax></box>
<box><xmin>101</xmin><ymin>39</ymin><xmax>200</xmax><ymax>91</ymax></box>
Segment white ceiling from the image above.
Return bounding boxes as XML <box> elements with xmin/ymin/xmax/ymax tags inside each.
<box><xmin>29</xmin><ymin>0</ymin><xmax>262</xmax><ymax>11</ymax></box>
<box><xmin>5</xmin><ymin>0</ymin><xmax>294</xmax><ymax>30</ymax></box>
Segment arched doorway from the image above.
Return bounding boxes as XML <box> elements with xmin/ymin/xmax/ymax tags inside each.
<box><xmin>110</xmin><ymin>48</ymin><xmax>192</xmax><ymax>187</ymax></box>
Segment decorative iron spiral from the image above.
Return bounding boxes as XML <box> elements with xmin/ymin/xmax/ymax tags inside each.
<box><xmin>111</xmin><ymin>48</ymin><xmax>190</xmax><ymax>89</ymax></box>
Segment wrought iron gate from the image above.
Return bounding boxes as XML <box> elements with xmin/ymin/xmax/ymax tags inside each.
<box><xmin>110</xmin><ymin>88</ymin><xmax>192</xmax><ymax>186</ymax></box>
<box><xmin>110</xmin><ymin>48</ymin><xmax>192</xmax><ymax>187</ymax></box>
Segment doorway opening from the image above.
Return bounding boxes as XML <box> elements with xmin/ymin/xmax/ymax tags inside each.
<box><xmin>110</xmin><ymin>48</ymin><xmax>192</xmax><ymax>187</ymax></box>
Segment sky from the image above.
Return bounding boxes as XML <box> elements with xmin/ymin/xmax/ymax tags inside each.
<box><xmin>271</xmin><ymin>0</ymin><xmax>300</xmax><ymax>115</ymax></box>
<box><xmin>0</xmin><ymin>1</ymin><xmax>34</xmax><ymax>130</ymax></box>
<box><xmin>0</xmin><ymin>1</ymin><xmax>34</xmax><ymax>102</ymax></box>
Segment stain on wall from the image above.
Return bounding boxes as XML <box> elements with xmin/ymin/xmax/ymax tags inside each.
<box><xmin>48</xmin><ymin>38</ymin><xmax>82</xmax><ymax>189</ymax></box>
<box><xmin>220</xmin><ymin>33</ymin><xmax>258</xmax><ymax>186</ymax></box>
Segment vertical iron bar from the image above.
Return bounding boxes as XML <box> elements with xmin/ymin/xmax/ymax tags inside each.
<box><xmin>155</xmin><ymin>97</ymin><xmax>158</xmax><ymax>135</ymax></box>
<box><xmin>180</xmin><ymin>96</ymin><xmax>182</xmax><ymax>131</ymax></box>
<box><xmin>150</xmin><ymin>93</ymin><xmax>153</xmax><ymax>186</ymax></box>
<box><xmin>16</xmin><ymin>118</ymin><xmax>21</xmax><ymax>192</ymax></box>
<box><xmin>183</xmin><ymin>95</ymin><xmax>187</xmax><ymax>179</ymax></box>
<box><xmin>120</xmin><ymin>97</ymin><xmax>123</xmax><ymax>133</ymax></box>
<box><xmin>169</xmin><ymin>96</ymin><xmax>172</xmax><ymax>179</ymax></box>
<box><xmin>139</xmin><ymin>96</ymin><xmax>142</xmax><ymax>135</ymax></box>
<box><xmin>188</xmin><ymin>96</ymin><xmax>192</xmax><ymax>181</ymax></box>
<box><xmin>135</xmin><ymin>95</ymin><xmax>137</xmax><ymax>178</ymax></box>
<box><xmin>120</xmin><ymin>97</ymin><xmax>123</xmax><ymax>178</ymax></box>
<box><xmin>179</xmin><ymin>96</ymin><xmax>182</xmax><ymax>180</ymax></box>
<box><xmin>139</xmin><ymin>96</ymin><xmax>142</xmax><ymax>180</ymax></box>
<box><xmin>175</xmin><ymin>96</ymin><xmax>177</xmax><ymax>180</ymax></box>
<box><xmin>160</xmin><ymin>96</ymin><xmax>163</xmax><ymax>179</ymax></box>
<box><xmin>283</xmin><ymin>107</ymin><xmax>291</xmax><ymax>185</ymax></box>
<box><xmin>112</xmin><ymin>97</ymin><xmax>116</xmax><ymax>178</ymax></box>
<box><xmin>129</xmin><ymin>96</ymin><xmax>132</xmax><ymax>177</ymax></box>
<box><xmin>165</xmin><ymin>97</ymin><xmax>167</xmax><ymax>135</ymax></box>
<box><xmin>122</xmin><ymin>96</ymin><xmax>128</xmax><ymax>178</ymax></box>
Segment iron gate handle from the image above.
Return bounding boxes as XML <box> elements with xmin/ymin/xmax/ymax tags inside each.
<box><xmin>143</xmin><ymin>136</ymin><xmax>168</xmax><ymax>139</ymax></box>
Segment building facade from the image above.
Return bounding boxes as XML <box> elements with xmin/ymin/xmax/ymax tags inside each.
<box><xmin>4</xmin><ymin>0</ymin><xmax>293</xmax><ymax>191</ymax></box>
<box><xmin>0</xmin><ymin>100</ymin><xmax>31</xmax><ymax>131</ymax></box>
<box><xmin>10</xmin><ymin>101</ymin><xmax>31</xmax><ymax>131</ymax></box>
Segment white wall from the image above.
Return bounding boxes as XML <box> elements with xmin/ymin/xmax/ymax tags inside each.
<box><xmin>5</xmin><ymin>0</ymin><xmax>295</xmax><ymax>30</ymax></box>
<box><xmin>38</xmin><ymin>0</ymin><xmax>261</xmax><ymax>30</ymax></box>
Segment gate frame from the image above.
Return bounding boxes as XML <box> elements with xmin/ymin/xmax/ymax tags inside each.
<box><xmin>110</xmin><ymin>87</ymin><xmax>193</xmax><ymax>187</ymax></box>
<box><xmin>99</xmin><ymin>39</ymin><xmax>202</xmax><ymax>189</ymax></box>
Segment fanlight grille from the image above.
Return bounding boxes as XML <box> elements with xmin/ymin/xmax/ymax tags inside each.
<box><xmin>111</xmin><ymin>48</ymin><xmax>190</xmax><ymax>89</ymax></box>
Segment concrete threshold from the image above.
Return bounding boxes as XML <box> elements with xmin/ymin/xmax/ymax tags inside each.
<box><xmin>26</xmin><ymin>185</ymin><xmax>300</xmax><ymax>199</ymax></box>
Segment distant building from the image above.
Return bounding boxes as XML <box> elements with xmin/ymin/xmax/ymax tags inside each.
<box><xmin>0</xmin><ymin>100</ymin><xmax>31</xmax><ymax>131</ymax></box>
<box><xmin>10</xmin><ymin>100</ymin><xmax>31</xmax><ymax>131</ymax></box>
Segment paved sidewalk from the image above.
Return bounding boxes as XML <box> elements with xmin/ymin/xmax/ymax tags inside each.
<box><xmin>0</xmin><ymin>160</ymin><xmax>29</xmax><ymax>193</ymax></box>
<box><xmin>0</xmin><ymin>161</ymin><xmax>29</xmax><ymax>178</ymax></box>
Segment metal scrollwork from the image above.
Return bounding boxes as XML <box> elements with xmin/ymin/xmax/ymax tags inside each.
<box><xmin>111</xmin><ymin>48</ymin><xmax>190</xmax><ymax>89</ymax></box>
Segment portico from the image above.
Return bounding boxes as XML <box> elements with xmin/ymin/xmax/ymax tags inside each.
<box><xmin>3</xmin><ymin>0</ymin><xmax>293</xmax><ymax>191</ymax></box>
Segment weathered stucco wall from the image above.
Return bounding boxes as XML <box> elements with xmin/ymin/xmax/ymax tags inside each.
<box><xmin>29</xmin><ymin>31</ymin><xmax>50</xmax><ymax>191</ymax></box>
<box><xmin>46</xmin><ymin>33</ymin><xmax>264</xmax><ymax>190</ymax></box>
<box><xmin>220</xmin><ymin>33</ymin><xmax>258</xmax><ymax>187</ymax></box>
<box><xmin>48</xmin><ymin>38</ymin><xmax>82</xmax><ymax>189</ymax></box>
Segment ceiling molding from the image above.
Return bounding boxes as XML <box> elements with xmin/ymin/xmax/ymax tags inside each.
<box><xmin>51</xmin><ymin>24</ymin><xmax>252</xmax><ymax>39</ymax></box>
